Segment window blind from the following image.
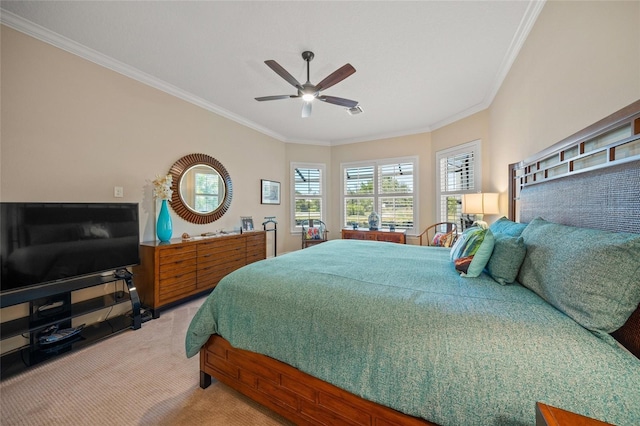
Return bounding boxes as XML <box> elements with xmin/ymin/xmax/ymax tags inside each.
<box><xmin>436</xmin><ymin>141</ymin><xmax>480</xmax><ymax>227</ymax></box>
<box><xmin>295</xmin><ymin>168</ymin><xmax>322</xmax><ymax>196</ymax></box>
<box><xmin>292</xmin><ymin>165</ymin><xmax>325</xmax><ymax>229</ymax></box>
<box><xmin>342</xmin><ymin>158</ymin><xmax>417</xmax><ymax>231</ymax></box>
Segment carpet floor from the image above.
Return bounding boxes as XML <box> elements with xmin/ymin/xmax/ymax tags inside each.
<box><xmin>0</xmin><ymin>297</ymin><xmax>292</xmax><ymax>425</ymax></box>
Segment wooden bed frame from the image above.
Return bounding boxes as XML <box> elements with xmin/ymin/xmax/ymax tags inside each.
<box><xmin>199</xmin><ymin>100</ymin><xmax>640</xmax><ymax>426</ymax></box>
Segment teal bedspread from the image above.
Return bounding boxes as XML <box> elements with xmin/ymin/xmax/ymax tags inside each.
<box><xmin>185</xmin><ymin>240</ymin><xmax>640</xmax><ymax>426</ymax></box>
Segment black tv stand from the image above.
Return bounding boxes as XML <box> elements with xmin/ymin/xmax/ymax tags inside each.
<box><xmin>0</xmin><ymin>271</ymin><xmax>142</xmax><ymax>379</ymax></box>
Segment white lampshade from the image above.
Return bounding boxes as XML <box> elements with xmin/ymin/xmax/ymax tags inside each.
<box><xmin>462</xmin><ymin>193</ymin><xmax>500</xmax><ymax>215</ymax></box>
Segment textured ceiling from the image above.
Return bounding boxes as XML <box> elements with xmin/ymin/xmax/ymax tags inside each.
<box><xmin>1</xmin><ymin>1</ymin><xmax>544</xmax><ymax>145</ymax></box>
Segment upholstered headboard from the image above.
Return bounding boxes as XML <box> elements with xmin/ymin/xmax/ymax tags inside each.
<box><xmin>508</xmin><ymin>99</ymin><xmax>640</xmax><ymax>358</ymax></box>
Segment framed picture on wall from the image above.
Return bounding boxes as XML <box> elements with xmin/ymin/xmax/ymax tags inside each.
<box><xmin>261</xmin><ymin>179</ymin><xmax>281</xmax><ymax>205</ymax></box>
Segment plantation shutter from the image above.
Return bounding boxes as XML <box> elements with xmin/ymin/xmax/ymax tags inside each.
<box><xmin>436</xmin><ymin>141</ymin><xmax>480</xmax><ymax>227</ymax></box>
<box><xmin>294</xmin><ymin>166</ymin><xmax>323</xmax><ymax>226</ymax></box>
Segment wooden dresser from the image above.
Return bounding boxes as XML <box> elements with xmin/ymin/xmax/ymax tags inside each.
<box><xmin>341</xmin><ymin>228</ymin><xmax>407</xmax><ymax>244</ymax></box>
<box><xmin>134</xmin><ymin>231</ymin><xmax>265</xmax><ymax>316</ymax></box>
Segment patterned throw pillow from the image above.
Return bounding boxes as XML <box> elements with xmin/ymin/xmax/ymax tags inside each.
<box><xmin>305</xmin><ymin>228</ymin><xmax>320</xmax><ymax>240</ymax></box>
<box><xmin>450</xmin><ymin>227</ymin><xmax>495</xmax><ymax>277</ymax></box>
<box><xmin>432</xmin><ymin>232</ymin><xmax>454</xmax><ymax>248</ymax></box>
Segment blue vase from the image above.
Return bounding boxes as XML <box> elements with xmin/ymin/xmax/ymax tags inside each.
<box><xmin>368</xmin><ymin>211</ymin><xmax>380</xmax><ymax>230</ymax></box>
<box><xmin>157</xmin><ymin>199</ymin><xmax>173</xmax><ymax>242</ymax></box>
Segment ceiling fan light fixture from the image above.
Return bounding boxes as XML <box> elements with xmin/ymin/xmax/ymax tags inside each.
<box><xmin>256</xmin><ymin>51</ymin><xmax>358</xmax><ymax>117</ymax></box>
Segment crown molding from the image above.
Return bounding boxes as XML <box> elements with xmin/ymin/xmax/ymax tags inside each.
<box><xmin>483</xmin><ymin>0</ymin><xmax>546</xmax><ymax>108</ymax></box>
<box><xmin>430</xmin><ymin>0</ymin><xmax>545</xmax><ymax>132</ymax></box>
<box><xmin>0</xmin><ymin>9</ymin><xmax>287</xmax><ymax>143</ymax></box>
<box><xmin>1</xmin><ymin>1</ymin><xmax>545</xmax><ymax>147</ymax></box>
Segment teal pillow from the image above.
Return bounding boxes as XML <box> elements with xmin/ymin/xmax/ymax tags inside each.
<box><xmin>450</xmin><ymin>227</ymin><xmax>495</xmax><ymax>277</ymax></box>
<box><xmin>489</xmin><ymin>216</ymin><xmax>528</xmax><ymax>237</ymax></box>
<box><xmin>517</xmin><ymin>217</ymin><xmax>640</xmax><ymax>335</ymax></box>
<box><xmin>486</xmin><ymin>234</ymin><xmax>526</xmax><ymax>285</ymax></box>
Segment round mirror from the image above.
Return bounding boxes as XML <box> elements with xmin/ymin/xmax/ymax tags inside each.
<box><xmin>168</xmin><ymin>153</ymin><xmax>232</xmax><ymax>224</ymax></box>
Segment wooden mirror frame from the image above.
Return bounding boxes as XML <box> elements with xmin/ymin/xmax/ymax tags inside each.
<box><xmin>168</xmin><ymin>153</ymin><xmax>233</xmax><ymax>224</ymax></box>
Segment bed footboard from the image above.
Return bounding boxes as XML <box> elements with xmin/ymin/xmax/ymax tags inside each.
<box><xmin>200</xmin><ymin>334</ymin><xmax>435</xmax><ymax>426</ymax></box>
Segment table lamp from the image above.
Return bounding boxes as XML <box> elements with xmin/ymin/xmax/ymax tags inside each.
<box><xmin>461</xmin><ymin>193</ymin><xmax>500</xmax><ymax>228</ymax></box>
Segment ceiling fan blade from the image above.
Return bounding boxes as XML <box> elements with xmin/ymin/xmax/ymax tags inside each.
<box><xmin>255</xmin><ymin>95</ymin><xmax>299</xmax><ymax>101</ymax></box>
<box><xmin>315</xmin><ymin>64</ymin><xmax>356</xmax><ymax>92</ymax></box>
<box><xmin>317</xmin><ymin>95</ymin><xmax>359</xmax><ymax>108</ymax></box>
<box><xmin>301</xmin><ymin>102</ymin><xmax>312</xmax><ymax>118</ymax></box>
<box><xmin>264</xmin><ymin>60</ymin><xmax>304</xmax><ymax>90</ymax></box>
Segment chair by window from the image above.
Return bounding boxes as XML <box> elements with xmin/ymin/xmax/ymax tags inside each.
<box><xmin>301</xmin><ymin>219</ymin><xmax>328</xmax><ymax>249</ymax></box>
<box><xmin>418</xmin><ymin>222</ymin><xmax>458</xmax><ymax>247</ymax></box>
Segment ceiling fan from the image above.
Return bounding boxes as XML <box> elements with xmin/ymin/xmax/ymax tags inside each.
<box><xmin>255</xmin><ymin>51</ymin><xmax>358</xmax><ymax>118</ymax></box>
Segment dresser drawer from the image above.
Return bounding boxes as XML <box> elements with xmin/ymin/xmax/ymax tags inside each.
<box><xmin>376</xmin><ymin>233</ymin><xmax>405</xmax><ymax>243</ymax></box>
<box><xmin>341</xmin><ymin>229</ymin><xmax>406</xmax><ymax>244</ymax></box>
<box><xmin>198</xmin><ymin>236</ymin><xmax>243</xmax><ymax>255</ymax></box>
<box><xmin>159</xmin><ymin>245</ymin><xmax>196</xmax><ymax>264</ymax></box>
<box><xmin>159</xmin><ymin>257</ymin><xmax>196</xmax><ymax>280</ymax></box>
<box><xmin>197</xmin><ymin>258</ymin><xmax>245</xmax><ymax>289</ymax></box>
<box><xmin>158</xmin><ymin>272</ymin><xmax>197</xmax><ymax>304</ymax></box>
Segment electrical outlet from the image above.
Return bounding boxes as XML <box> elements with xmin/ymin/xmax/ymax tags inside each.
<box><xmin>114</xmin><ymin>186</ymin><xmax>124</xmax><ymax>198</ymax></box>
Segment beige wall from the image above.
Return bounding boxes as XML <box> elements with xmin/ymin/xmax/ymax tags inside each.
<box><xmin>2</xmin><ymin>0</ymin><xmax>639</xmax><ymax>253</ymax></box>
<box><xmin>1</xmin><ymin>26</ymin><xmax>288</xmax><ymax>250</ymax></box>
<box><xmin>489</xmin><ymin>0</ymin><xmax>640</xmax><ymax>204</ymax></box>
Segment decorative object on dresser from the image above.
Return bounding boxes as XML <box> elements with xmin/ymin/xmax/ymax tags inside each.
<box><xmin>133</xmin><ymin>232</ymin><xmax>265</xmax><ymax>318</ymax></box>
<box><xmin>342</xmin><ymin>227</ymin><xmax>406</xmax><ymax>244</ymax></box>
<box><xmin>156</xmin><ymin>199</ymin><xmax>173</xmax><ymax>242</ymax></box>
<box><xmin>241</xmin><ymin>216</ymin><xmax>254</xmax><ymax>232</ymax></box>
<box><xmin>168</xmin><ymin>153</ymin><xmax>233</xmax><ymax>225</ymax></box>
<box><xmin>260</xmin><ymin>179</ymin><xmax>280</xmax><ymax>205</ymax></box>
<box><xmin>367</xmin><ymin>211</ymin><xmax>381</xmax><ymax>230</ymax></box>
<box><xmin>153</xmin><ymin>174</ymin><xmax>174</xmax><ymax>242</ymax></box>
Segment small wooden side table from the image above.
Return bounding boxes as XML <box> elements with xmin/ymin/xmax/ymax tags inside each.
<box><xmin>536</xmin><ymin>402</ymin><xmax>613</xmax><ymax>426</ymax></box>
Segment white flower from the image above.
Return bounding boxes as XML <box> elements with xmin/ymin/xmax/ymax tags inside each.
<box><xmin>153</xmin><ymin>174</ymin><xmax>173</xmax><ymax>200</ymax></box>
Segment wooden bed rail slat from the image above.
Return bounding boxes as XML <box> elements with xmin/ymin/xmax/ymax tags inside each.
<box><xmin>200</xmin><ymin>335</ymin><xmax>436</xmax><ymax>426</ymax></box>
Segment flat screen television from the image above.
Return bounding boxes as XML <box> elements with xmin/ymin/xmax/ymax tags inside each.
<box><xmin>1</xmin><ymin>203</ymin><xmax>140</xmax><ymax>306</ymax></box>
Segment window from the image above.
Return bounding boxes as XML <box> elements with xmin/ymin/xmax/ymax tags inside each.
<box><xmin>342</xmin><ymin>157</ymin><xmax>418</xmax><ymax>232</ymax></box>
<box><xmin>435</xmin><ymin>140</ymin><xmax>481</xmax><ymax>229</ymax></box>
<box><xmin>291</xmin><ymin>163</ymin><xmax>325</xmax><ymax>232</ymax></box>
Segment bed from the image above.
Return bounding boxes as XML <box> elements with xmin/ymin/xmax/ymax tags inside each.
<box><xmin>185</xmin><ymin>100</ymin><xmax>640</xmax><ymax>426</ymax></box>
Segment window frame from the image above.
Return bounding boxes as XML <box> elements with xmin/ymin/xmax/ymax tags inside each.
<box><xmin>341</xmin><ymin>156</ymin><xmax>419</xmax><ymax>233</ymax></box>
<box><xmin>290</xmin><ymin>162</ymin><xmax>326</xmax><ymax>233</ymax></box>
<box><xmin>435</xmin><ymin>140</ymin><xmax>482</xmax><ymax>227</ymax></box>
